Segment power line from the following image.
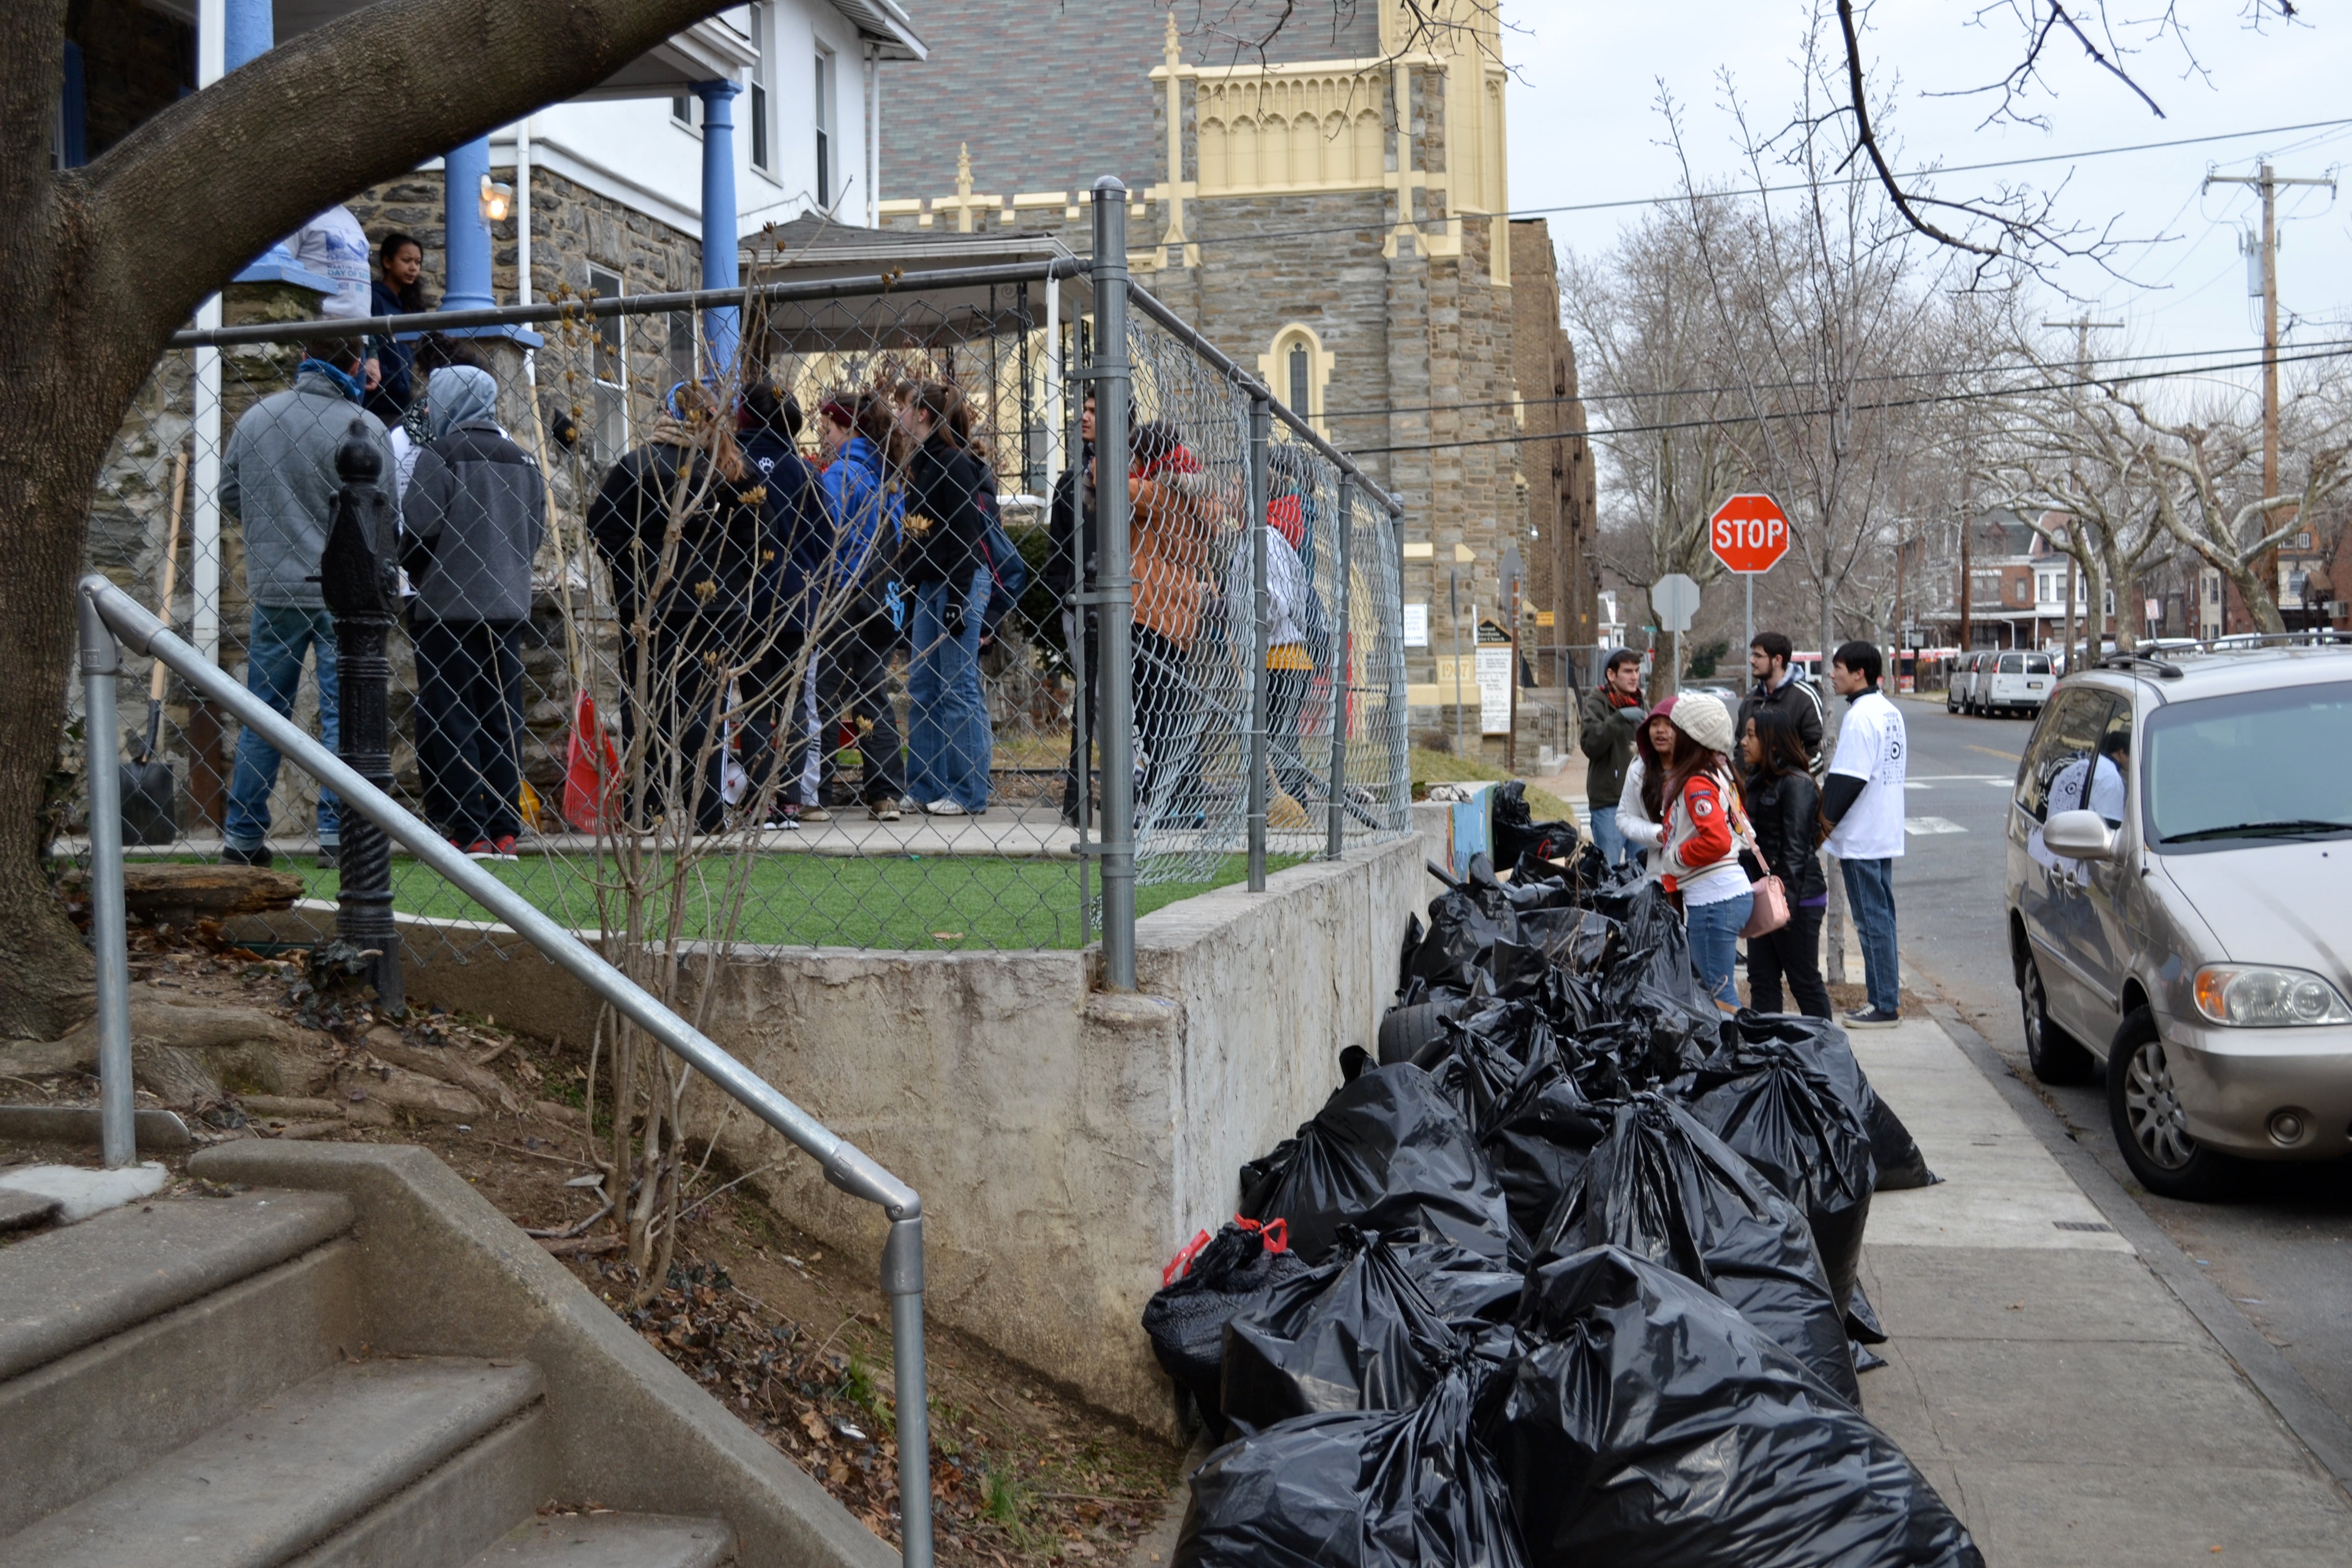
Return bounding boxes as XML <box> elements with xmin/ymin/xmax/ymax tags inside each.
<box><xmin>1317</xmin><ymin>335</ymin><xmax>2352</xmax><ymax>422</ymax></box>
<box><xmin>1159</xmin><ymin>115</ymin><xmax>2352</xmax><ymax>255</ymax></box>
<box><xmin>1347</xmin><ymin>342</ymin><xmax>2352</xmax><ymax>456</ymax></box>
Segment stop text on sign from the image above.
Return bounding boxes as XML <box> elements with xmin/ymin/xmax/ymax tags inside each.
<box><xmin>1709</xmin><ymin>493</ymin><xmax>1792</xmax><ymax>574</ymax></box>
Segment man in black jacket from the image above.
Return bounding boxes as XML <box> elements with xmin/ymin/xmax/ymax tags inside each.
<box><xmin>1737</xmin><ymin>631</ymin><xmax>1826</xmax><ymax>774</ymax></box>
<box><xmin>1577</xmin><ymin>649</ymin><xmax>1644</xmax><ymax>866</ymax></box>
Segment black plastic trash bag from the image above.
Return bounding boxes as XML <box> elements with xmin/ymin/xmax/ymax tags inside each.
<box><xmin>1674</xmin><ymin>1034</ymin><xmax>1876</xmax><ymax>1322</ymax></box>
<box><xmin>1221</xmin><ymin>1229</ymin><xmax>1471</xmax><ymax>1435</ymax></box>
<box><xmin>1728</xmin><ymin>1011</ymin><xmax>1940</xmax><ymax>1190</ymax></box>
<box><xmin>1175</xmin><ymin>1364</ymin><xmax>1526</xmax><ymax>1568</ymax></box>
<box><xmin>1535</xmin><ymin>1094</ymin><xmax>1859</xmax><ymax>1406</ymax></box>
<box><xmin>1408</xmin><ymin>863</ymin><xmax>1521</xmax><ymax>995</ymax></box>
<box><xmin>1492</xmin><ymin>779</ymin><xmax>1581</xmax><ymax>872</ymax></box>
<box><xmin>1143</xmin><ymin>1219</ymin><xmax>1316</xmax><ymax>1431</ymax></box>
<box><xmin>1480</xmin><ymin>1246</ymin><xmax>1983</xmax><ymax>1568</ymax></box>
<box><xmin>1240</xmin><ymin>1063</ymin><xmax>1514</xmax><ymax>1266</ymax></box>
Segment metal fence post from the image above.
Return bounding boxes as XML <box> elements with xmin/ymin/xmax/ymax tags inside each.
<box><xmin>1388</xmin><ymin>497</ymin><xmax>1411</xmax><ymax>830</ymax></box>
<box><xmin>1327</xmin><ymin>475</ymin><xmax>1355</xmax><ymax>859</ymax></box>
<box><xmin>1091</xmin><ymin>178</ymin><xmax>1137</xmax><ymax>988</ymax></box>
<box><xmin>76</xmin><ymin>589</ymin><xmax>137</xmax><ymax>1169</ymax></box>
<box><xmin>1246</xmin><ymin>395</ymin><xmax>1271</xmax><ymax>890</ymax></box>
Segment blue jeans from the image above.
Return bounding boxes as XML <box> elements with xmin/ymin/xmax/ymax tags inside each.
<box><xmin>906</xmin><ymin>568</ymin><xmax>992</xmax><ymax>812</ymax></box>
<box><xmin>226</xmin><ymin>604</ymin><xmax>339</xmax><ymax>850</ymax></box>
<box><xmin>1685</xmin><ymin>891</ymin><xmax>1754</xmax><ymax>1010</ymax></box>
<box><xmin>1841</xmin><ymin>856</ymin><xmax>1901</xmax><ymax>1015</ymax></box>
<box><xmin>1588</xmin><ymin>804</ymin><xmax>1627</xmax><ymax>867</ymax></box>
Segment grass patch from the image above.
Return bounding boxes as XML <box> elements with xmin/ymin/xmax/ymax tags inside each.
<box><xmin>1409</xmin><ymin>746</ymin><xmax>1579</xmax><ymax>823</ymax></box>
<box><xmin>294</xmin><ymin>850</ymin><xmax>1301</xmax><ymax>951</ymax></box>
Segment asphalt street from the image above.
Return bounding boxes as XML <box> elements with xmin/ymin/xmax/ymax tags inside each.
<box><xmin>1887</xmin><ymin>691</ymin><xmax>2352</xmax><ymax>1434</ymax></box>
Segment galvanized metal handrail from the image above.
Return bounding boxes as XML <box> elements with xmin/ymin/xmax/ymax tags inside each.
<box><xmin>75</xmin><ymin>572</ymin><xmax>935</xmax><ymax>1568</ymax></box>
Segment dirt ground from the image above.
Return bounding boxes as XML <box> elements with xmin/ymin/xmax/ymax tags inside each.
<box><xmin>1</xmin><ymin>925</ymin><xmax>1185</xmax><ymax>1567</ymax></box>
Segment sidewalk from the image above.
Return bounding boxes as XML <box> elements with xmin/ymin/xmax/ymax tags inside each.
<box><xmin>1852</xmin><ymin>1011</ymin><xmax>2352</xmax><ymax>1563</ymax></box>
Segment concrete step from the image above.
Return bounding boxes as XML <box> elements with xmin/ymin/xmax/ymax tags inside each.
<box><xmin>0</xmin><ymin>1356</ymin><xmax>544</xmax><ymax>1568</ymax></box>
<box><xmin>0</xmin><ymin>1238</ymin><xmax>361</xmax><ymax>1538</ymax></box>
<box><xmin>0</xmin><ymin>1189</ymin><xmax>352</xmax><ymax>1381</ymax></box>
<box><xmin>462</xmin><ymin>1513</ymin><xmax>735</xmax><ymax>1567</ymax></box>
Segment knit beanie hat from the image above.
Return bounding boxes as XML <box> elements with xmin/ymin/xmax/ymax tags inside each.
<box><xmin>1670</xmin><ymin>691</ymin><xmax>1736</xmax><ymax>756</ymax></box>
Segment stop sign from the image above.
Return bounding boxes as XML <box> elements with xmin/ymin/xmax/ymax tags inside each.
<box><xmin>1710</xmin><ymin>493</ymin><xmax>1792</xmax><ymax>574</ymax></box>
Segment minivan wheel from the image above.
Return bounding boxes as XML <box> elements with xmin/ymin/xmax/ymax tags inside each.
<box><xmin>2020</xmin><ymin>955</ymin><xmax>2096</xmax><ymax>1085</ymax></box>
<box><xmin>2107</xmin><ymin>1008</ymin><xmax>2238</xmax><ymax>1201</ymax></box>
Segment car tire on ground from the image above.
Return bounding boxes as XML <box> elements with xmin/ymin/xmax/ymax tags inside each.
<box><xmin>2106</xmin><ymin>1006</ymin><xmax>2239</xmax><ymax>1202</ymax></box>
<box><xmin>2020</xmin><ymin>952</ymin><xmax>2097</xmax><ymax>1085</ymax></box>
<box><xmin>1377</xmin><ymin>999</ymin><xmax>1459</xmax><ymax>1067</ymax></box>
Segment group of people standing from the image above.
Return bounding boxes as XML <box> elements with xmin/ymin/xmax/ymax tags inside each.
<box><xmin>1578</xmin><ymin>631</ymin><xmax>1908</xmax><ymax>1031</ymax></box>
<box><xmin>1047</xmin><ymin>391</ymin><xmax>1338</xmax><ymax>828</ymax></box>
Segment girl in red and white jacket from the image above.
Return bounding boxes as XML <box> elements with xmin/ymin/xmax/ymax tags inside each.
<box><xmin>1657</xmin><ymin>693</ymin><xmax>1756</xmax><ymax>1010</ymax></box>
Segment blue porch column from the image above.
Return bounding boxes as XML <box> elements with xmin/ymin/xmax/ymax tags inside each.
<box><xmin>442</xmin><ymin>135</ymin><xmax>498</xmax><ymax>312</ymax></box>
<box><xmin>225</xmin><ymin>0</ymin><xmax>335</xmax><ymax>292</ymax></box>
<box><xmin>694</xmin><ymin>79</ymin><xmax>742</xmax><ymax>374</ymax></box>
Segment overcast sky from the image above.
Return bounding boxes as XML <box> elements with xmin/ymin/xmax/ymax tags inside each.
<box><xmin>1504</xmin><ymin>1</ymin><xmax>2352</xmax><ymax>414</ymax></box>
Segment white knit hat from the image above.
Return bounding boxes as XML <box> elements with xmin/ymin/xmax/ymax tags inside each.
<box><xmin>1670</xmin><ymin>692</ymin><xmax>1736</xmax><ymax>756</ymax></box>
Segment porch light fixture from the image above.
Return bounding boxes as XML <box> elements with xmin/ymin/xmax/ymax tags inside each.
<box><xmin>479</xmin><ymin>174</ymin><xmax>515</xmax><ymax>224</ymax></box>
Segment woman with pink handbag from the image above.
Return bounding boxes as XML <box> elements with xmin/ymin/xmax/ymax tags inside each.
<box><xmin>1656</xmin><ymin>694</ymin><xmax>1758</xmax><ymax>1012</ymax></box>
<box><xmin>1742</xmin><ymin>706</ymin><xmax>1833</xmax><ymax>1017</ymax></box>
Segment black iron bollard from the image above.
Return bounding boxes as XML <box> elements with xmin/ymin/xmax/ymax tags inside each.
<box><xmin>320</xmin><ymin>420</ymin><xmax>405</xmax><ymax>1012</ymax></box>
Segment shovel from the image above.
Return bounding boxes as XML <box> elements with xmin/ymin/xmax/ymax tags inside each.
<box><xmin>119</xmin><ymin>450</ymin><xmax>186</xmax><ymax>847</ymax></box>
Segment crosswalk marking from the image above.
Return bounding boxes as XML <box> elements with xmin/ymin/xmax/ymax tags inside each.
<box><xmin>1906</xmin><ymin>816</ymin><xmax>1968</xmax><ymax>835</ymax></box>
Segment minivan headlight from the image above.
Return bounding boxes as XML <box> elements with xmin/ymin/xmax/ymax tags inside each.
<box><xmin>2192</xmin><ymin>966</ymin><xmax>2352</xmax><ymax>1027</ymax></box>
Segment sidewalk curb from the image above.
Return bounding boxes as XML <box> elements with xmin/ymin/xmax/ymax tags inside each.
<box><xmin>1922</xmin><ymin>999</ymin><xmax>2352</xmax><ymax>1498</ymax></box>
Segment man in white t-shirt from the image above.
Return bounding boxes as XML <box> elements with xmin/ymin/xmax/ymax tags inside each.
<box><xmin>1820</xmin><ymin>640</ymin><xmax>1907</xmax><ymax>1026</ymax></box>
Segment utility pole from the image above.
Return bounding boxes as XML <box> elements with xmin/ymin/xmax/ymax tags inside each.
<box><xmin>2041</xmin><ymin>316</ymin><xmax>2122</xmax><ymax>664</ymax></box>
<box><xmin>1958</xmin><ymin>421</ymin><xmax>1975</xmax><ymax>654</ymax></box>
<box><xmin>2204</xmin><ymin>161</ymin><xmax>2336</xmax><ymax>624</ymax></box>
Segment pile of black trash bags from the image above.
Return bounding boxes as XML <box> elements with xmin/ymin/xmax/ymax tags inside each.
<box><xmin>1143</xmin><ymin>836</ymin><xmax>1976</xmax><ymax>1568</ymax></box>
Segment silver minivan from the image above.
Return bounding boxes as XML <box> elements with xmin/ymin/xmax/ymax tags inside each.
<box><xmin>2004</xmin><ymin>641</ymin><xmax>2352</xmax><ymax>1198</ymax></box>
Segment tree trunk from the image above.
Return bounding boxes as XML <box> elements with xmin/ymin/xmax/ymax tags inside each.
<box><xmin>0</xmin><ymin>0</ymin><xmax>731</xmax><ymax>1036</ymax></box>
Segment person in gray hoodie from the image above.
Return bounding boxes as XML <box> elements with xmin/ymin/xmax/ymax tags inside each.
<box><xmin>400</xmin><ymin>365</ymin><xmax>547</xmax><ymax>857</ymax></box>
<box><xmin>218</xmin><ymin>338</ymin><xmax>396</xmax><ymax>868</ymax></box>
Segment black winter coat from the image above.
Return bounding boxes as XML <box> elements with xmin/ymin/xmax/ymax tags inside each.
<box><xmin>897</xmin><ymin>431</ymin><xmax>990</xmax><ymax>587</ymax></box>
<box><xmin>1044</xmin><ymin>445</ymin><xmax>1097</xmax><ymax>605</ymax></box>
<box><xmin>1745</xmin><ymin>767</ymin><xmax>1829</xmax><ymax>904</ymax></box>
<box><xmin>585</xmin><ymin>442</ymin><xmax>762</xmax><ymax>628</ymax></box>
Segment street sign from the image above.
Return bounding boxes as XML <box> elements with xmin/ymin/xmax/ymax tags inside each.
<box><xmin>1651</xmin><ymin>573</ymin><xmax>1701</xmax><ymax>632</ymax></box>
<box><xmin>1710</xmin><ymin>493</ymin><xmax>1792</xmax><ymax>575</ymax></box>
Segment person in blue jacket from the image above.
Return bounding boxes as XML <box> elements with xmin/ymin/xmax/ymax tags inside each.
<box><xmin>813</xmin><ymin>393</ymin><xmax>907</xmax><ymax>819</ymax></box>
<box><xmin>739</xmin><ymin>382</ymin><xmax>829</xmax><ymax>828</ymax></box>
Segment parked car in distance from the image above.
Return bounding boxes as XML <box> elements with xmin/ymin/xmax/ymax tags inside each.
<box><xmin>2004</xmin><ymin>640</ymin><xmax>2352</xmax><ymax>1198</ymax></box>
<box><xmin>1976</xmin><ymin>650</ymin><xmax>2053</xmax><ymax>717</ymax></box>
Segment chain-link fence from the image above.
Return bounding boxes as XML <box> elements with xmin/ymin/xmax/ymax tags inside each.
<box><xmin>61</xmin><ymin>204</ymin><xmax>1406</xmax><ymax>975</ymax></box>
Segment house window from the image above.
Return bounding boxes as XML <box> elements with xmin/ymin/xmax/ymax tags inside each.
<box><xmin>813</xmin><ymin>52</ymin><xmax>835</xmax><ymax>207</ymax></box>
<box><xmin>587</xmin><ymin>264</ymin><xmax>628</xmax><ymax>460</ymax></box>
<box><xmin>671</xmin><ymin>94</ymin><xmax>696</xmax><ymax>129</ymax></box>
<box><xmin>749</xmin><ymin>5</ymin><xmax>773</xmax><ymax>174</ymax></box>
<box><xmin>1288</xmin><ymin>343</ymin><xmax>1310</xmax><ymax>413</ymax></box>
<box><xmin>666</xmin><ymin>309</ymin><xmax>698</xmax><ymax>389</ymax></box>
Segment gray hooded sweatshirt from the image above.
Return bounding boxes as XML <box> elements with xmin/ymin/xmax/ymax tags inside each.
<box><xmin>220</xmin><ymin>365</ymin><xmax>397</xmax><ymax>609</ymax></box>
<box><xmin>400</xmin><ymin>366</ymin><xmax>547</xmax><ymax>624</ymax></box>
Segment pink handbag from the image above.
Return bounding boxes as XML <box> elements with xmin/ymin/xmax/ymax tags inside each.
<box><xmin>1742</xmin><ymin>871</ymin><xmax>1791</xmax><ymax>938</ymax></box>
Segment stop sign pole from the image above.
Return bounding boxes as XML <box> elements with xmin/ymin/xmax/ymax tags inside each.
<box><xmin>1710</xmin><ymin>493</ymin><xmax>1793</xmax><ymax>657</ymax></box>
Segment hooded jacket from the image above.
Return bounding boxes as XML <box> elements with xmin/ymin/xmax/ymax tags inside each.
<box><xmin>743</xmin><ymin>428</ymin><xmax>828</xmax><ymax>642</ymax></box>
<box><xmin>222</xmin><ymin>363</ymin><xmax>398</xmax><ymax>610</ymax></box>
<box><xmin>400</xmin><ymin>366</ymin><xmax>545</xmax><ymax>624</ymax></box>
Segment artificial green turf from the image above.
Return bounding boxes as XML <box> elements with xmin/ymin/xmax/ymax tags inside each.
<box><xmin>294</xmin><ymin>850</ymin><xmax>1303</xmax><ymax>951</ymax></box>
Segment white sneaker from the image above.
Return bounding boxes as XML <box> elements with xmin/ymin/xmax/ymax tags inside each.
<box><xmin>867</xmin><ymin>799</ymin><xmax>903</xmax><ymax>822</ymax></box>
<box><xmin>925</xmin><ymin>799</ymin><xmax>968</xmax><ymax>817</ymax></box>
